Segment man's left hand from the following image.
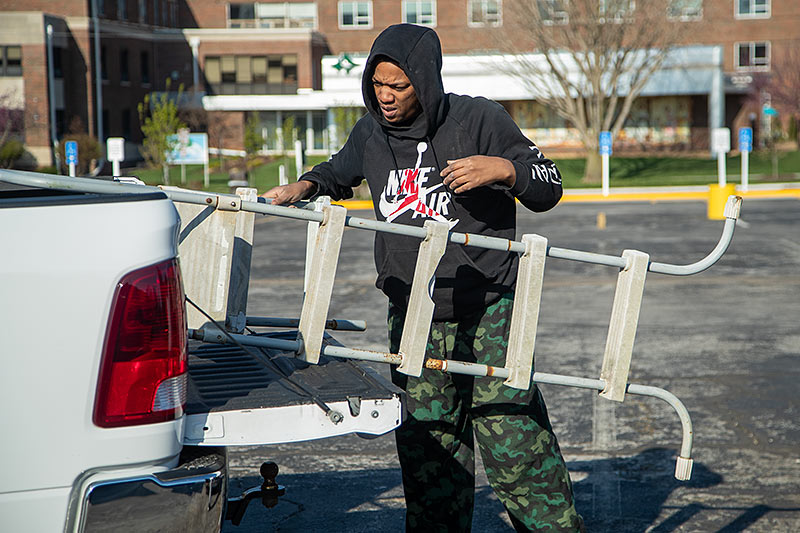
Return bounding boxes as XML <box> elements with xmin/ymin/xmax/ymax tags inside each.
<box><xmin>440</xmin><ymin>155</ymin><xmax>516</xmax><ymax>193</ymax></box>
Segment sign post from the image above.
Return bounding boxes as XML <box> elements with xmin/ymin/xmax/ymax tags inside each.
<box><xmin>107</xmin><ymin>137</ymin><xmax>125</xmax><ymax>177</ymax></box>
<box><xmin>599</xmin><ymin>131</ymin><xmax>612</xmax><ymax>197</ymax></box>
<box><xmin>738</xmin><ymin>127</ymin><xmax>752</xmax><ymax>193</ymax></box>
<box><xmin>65</xmin><ymin>140</ymin><xmax>78</xmax><ymax>177</ymax></box>
<box><xmin>712</xmin><ymin>128</ymin><xmax>730</xmax><ymax>186</ymax></box>
<box><xmin>294</xmin><ymin>139</ymin><xmax>304</xmax><ymax>180</ymax></box>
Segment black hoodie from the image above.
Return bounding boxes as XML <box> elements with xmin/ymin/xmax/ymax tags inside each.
<box><xmin>301</xmin><ymin>24</ymin><xmax>563</xmax><ymax>321</ymax></box>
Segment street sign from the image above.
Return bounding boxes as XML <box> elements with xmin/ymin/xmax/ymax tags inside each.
<box><xmin>166</xmin><ymin>133</ymin><xmax>209</xmax><ymax>164</ymax></box>
<box><xmin>712</xmin><ymin>128</ymin><xmax>730</xmax><ymax>154</ymax></box>
<box><xmin>738</xmin><ymin>127</ymin><xmax>753</xmax><ymax>152</ymax></box>
<box><xmin>599</xmin><ymin>131</ymin><xmax>613</xmax><ymax>156</ymax></box>
<box><xmin>107</xmin><ymin>137</ymin><xmax>125</xmax><ymax>162</ymax></box>
<box><xmin>65</xmin><ymin>141</ymin><xmax>78</xmax><ymax>165</ymax></box>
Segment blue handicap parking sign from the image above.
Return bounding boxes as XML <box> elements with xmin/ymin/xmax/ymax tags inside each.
<box><xmin>65</xmin><ymin>141</ymin><xmax>78</xmax><ymax>165</ymax></box>
<box><xmin>599</xmin><ymin>131</ymin><xmax>612</xmax><ymax>156</ymax></box>
<box><xmin>738</xmin><ymin>127</ymin><xmax>753</xmax><ymax>152</ymax></box>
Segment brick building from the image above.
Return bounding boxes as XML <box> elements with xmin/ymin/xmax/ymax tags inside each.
<box><xmin>1</xmin><ymin>0</ymin><xmax>797</xmax><ymax>168</ymax></box>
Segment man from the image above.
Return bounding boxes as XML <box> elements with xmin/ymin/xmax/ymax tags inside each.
<box><xmin>264</xmin><ymin>23</ymin><xmax>583</xmax><ymax>532</ymax></box>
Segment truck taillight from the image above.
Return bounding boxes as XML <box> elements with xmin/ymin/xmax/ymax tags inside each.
<box><xmin>94</xmin><ymin>258</ymin><xmax>187</xmax><ymax>428</ymax></box>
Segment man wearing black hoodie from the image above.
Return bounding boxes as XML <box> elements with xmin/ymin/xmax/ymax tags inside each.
<box><xmin>265</xmin><ymin>24</ymin><xmax>583</xmax><ymax>532</ymax></box>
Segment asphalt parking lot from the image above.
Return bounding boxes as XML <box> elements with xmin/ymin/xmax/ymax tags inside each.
<box><xmin>224</xmin><ymin>197</ymin><xmax>800</xmax><ymax>532</ymax></box>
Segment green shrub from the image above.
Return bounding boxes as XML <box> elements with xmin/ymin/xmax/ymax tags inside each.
<box><xmin>0</xmin><ymin>139</ymin><xmax>24</xmax><ymax>168</ymax></box>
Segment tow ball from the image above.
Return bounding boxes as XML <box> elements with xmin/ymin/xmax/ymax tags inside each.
<box><xmin>226</xmin><ymin>461</ymin><xmax>286</xmax><ymax>525</ymax></box>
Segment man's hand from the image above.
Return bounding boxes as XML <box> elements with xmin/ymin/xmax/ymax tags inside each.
<box><xmin>261</xmin><ymin>180</ymin><xmax>316</xmax><ymax>205</ymax></box>
<box><xmin>440</xmin><ymin>155</ymin><xmax>516</xmax><ymax>194</ymax></box>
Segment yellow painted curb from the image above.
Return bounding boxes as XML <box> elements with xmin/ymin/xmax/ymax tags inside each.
<box><xmin>334</xmin><ymin>200</ymin><xmax>374</xmax><ymax>210</ymax></box>
<box><xmin>562</xmin><ymin>191</ymin><xmax>707</xmax><ymax>203</ymax></box>
<box><xmin>335</xmin><ymin>188</ymin><xmax>800</xmax><ymax>210</ymax></box>
<box><xmin>561</xmin><ymin>188</ymin><xmax>800</xmax><ymax>203</ymax></box>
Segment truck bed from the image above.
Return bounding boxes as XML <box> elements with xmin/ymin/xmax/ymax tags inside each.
<box><xmin>185</xmin><ymin>331</ymin><xmax>405</xmax><ymax>446</ymax></box>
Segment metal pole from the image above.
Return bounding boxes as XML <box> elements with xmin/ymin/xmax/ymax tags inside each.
<box><xmin>92</xmin><ymin>0</ymin><xmax>104</xmax><ymax>148</ymax></box>
<box><xmin>741</xmin><ymin>150</ymin><xmax>749</xmax><ymax>193</ymax></box>
<box><xmin>46</xmin><ymin>25</ymin><xmax>60</xmax><ymax>171</ymax></box>
<box><xmin>601</xmin><ymin>153</ymin><xmax>610</xmax><ymax>197</ymax></box>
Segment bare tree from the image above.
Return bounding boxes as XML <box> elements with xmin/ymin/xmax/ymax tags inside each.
<box><xmin>0</xmin><ymin>89</ymin><xmax>24</xmax><ymax>147</ymax></box>
<box><xmin>499</xmin><ymin>0</ymin><xmax>689</xmax><ymax>182</ymax></box>
<box><xmin>749</xmin><ymin>47</ymin><xmax>800</xmax><ymax>146</ymax></box>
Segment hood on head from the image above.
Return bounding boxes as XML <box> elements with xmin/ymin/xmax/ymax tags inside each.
<box><xmin>361</xmin><ymin>24</ymin><xmax>446</xmax><ymax>138</ymax></box>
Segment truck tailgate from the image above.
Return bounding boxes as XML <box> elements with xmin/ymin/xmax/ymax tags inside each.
<box><xmin>185</xmin><ymin>332</ymin><xmax>404</xmax><ymax>446</ymax></box>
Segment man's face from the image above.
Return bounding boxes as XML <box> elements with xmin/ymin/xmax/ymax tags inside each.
<box><xmin>372</xmin><ymin>61</ymin><xmax>421</xmax><ymax>124</ymax></box>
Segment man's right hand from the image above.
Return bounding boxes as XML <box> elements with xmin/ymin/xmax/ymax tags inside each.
<box><xmin>261</xmin><ymin>180</ymin><xmax>316</xmax><ymax>205</ymax></box>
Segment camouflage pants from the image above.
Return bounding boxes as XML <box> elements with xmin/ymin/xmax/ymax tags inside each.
<box><xmin>389</xmin><ymin>294</ymin><xmax>584</xmax><ymax>532</ymax></box>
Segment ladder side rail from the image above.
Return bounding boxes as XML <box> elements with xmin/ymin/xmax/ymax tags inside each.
<box><xmin>503</xmin><ymin>234</ymin><xmax>548</xmax><ymax>390</ymax></box>
<box><xmin>599</xmin><ymin>250</ymin><xmax>650</xmax><ymax>402</ymax></box>
<box><xmin>396</xmin><ymin>220</ymin><xmax>449</xmax><ymax>377</ymax></box>
<box><xmin>296</xmin><ymin>204</ymin><xmax>347</xmax><ymax>364</ymax></box>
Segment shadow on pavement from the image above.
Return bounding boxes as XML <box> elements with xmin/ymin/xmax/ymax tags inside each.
<box><xmin>226</xmin><ymin>447</ymin><xmax>796</xmax><ymax>532</ymax></box>
<box><xmin>569</xmin><ymin>447</ymin><xmax>722</xmax><ymax>532</ymax></box>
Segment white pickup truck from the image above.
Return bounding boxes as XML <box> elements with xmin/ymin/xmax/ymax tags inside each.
<box><xmin>0</xmin><ymin>171</ymin><xmax>404</xmax><ymax>532</ymax></box>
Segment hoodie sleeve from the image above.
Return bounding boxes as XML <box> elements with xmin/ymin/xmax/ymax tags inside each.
<box><xmin>470</xmin><ymin>98</ymin><xmax>563</xmax><ymax>213</ymax></box>
<box><xmin>299</xmin><ymin>117</ymin><xmax>370</xmax><ymax>201</ymax></box>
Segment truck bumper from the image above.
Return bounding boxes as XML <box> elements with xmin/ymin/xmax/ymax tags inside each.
<box><xmin>79</xmin><ymin>447</ymin><xmax>226</xmax><ymax>533</ymax></box>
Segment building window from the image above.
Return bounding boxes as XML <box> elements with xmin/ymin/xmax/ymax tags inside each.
<box><xmin>538</xmin><ymin>0</ymin><xmax>568</xmax><ymax>24</ymax></box>
<box><xmin>98</xmin><ymin>0</ymin><xmax>105</xmax><ymax>17</ymax></box>
<box><xmin>229</xmin><ymin>2</ymin><xmax>255</xmax><ymax>25</ymax></box>
<box><xmin>205</xmin><ymin>54</ymin><xmax>298</xmax><ymax>95</ymax></box>
<box><xmin>667</xmin><ymin>0</ymin><xmax>702</xmax><ymax>20</ymax></box>
<box><xmin>228</xmin><ymin>2</ymin><xmax>317</xmax><ymax>28</ymax></box>
<box><xmin>0</xmin><ymin>46</ymin><xmax>22</xmax><ymax>77</ymax></box>
<box><xmin>101</xmin><ymin>46</ymin><xmax>108</xmax><ymax>81</ymax></box>
<box><xmin>468</xmin><ymin>0</ymin><xmax>501</xmax><ymax>27</ymax></box>
<box><xmin>122</xmin><ymin>108</ymin><xmax>131</xmax><ymax>138</ymax></box>
<box><xmin>56</xmin><ymin>109</ymin><xmax>66</xmax><ymax>138</ymax></box>
<box><xmin>736</xmin><ymin>0</ymin><xmax>769</xmax><ymax>18</ymax></box>
<box><xmin>599</xmin><ymin>0</ymin><xmax>635</xmax><ymax>21</ymax></box>
<box><xmin>153</xmin><ymin>0</ymin><xmax>159</xmax><ymax>24</ymax></box>
<box><xmin>120</xmin><ymin>49</ymin><xmax>130</xmax><ymax>82</ymax></box>
<box><xmin>117</xmin><ymin>0</ymin><xmax>127</xmax><ymax>20</ymax></box>
<box><xmin>338</xmin><ymin>1</ymin><xmax>372</xmax><ymax>29</ymax></box>
<box><xmin>138</xmin><ymin>0</ymin><xmax>147</xmax><ymax>23</ymax></box>
<box><xmin>403</xmin><ymin>1</ymin><xmax>436</xmax><ymax>26</ymax></box>
<box><xmin>141</xmin><ymin>51</ymin><xmax>150</xmax><ymax>84</ymax></box>
<box><xmin>53</xmin><ymin>47</ymin><xmax>63</xmax><ymax>78</ymax></box>
<box><xmin>736</xmin><ymin>41</ymin><xmax>770</xmax><ymax>70</ymax></box>
<box><xmin>102</xmin><ymin>110</ymin><xmax>109</xmax><ymax>140</ymax></box>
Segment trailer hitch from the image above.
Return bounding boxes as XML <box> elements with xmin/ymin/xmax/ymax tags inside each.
<box><xmin>225</xmin><ymin>461</ymin><xmax>286</xmax><ymax>526</ymax></box>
